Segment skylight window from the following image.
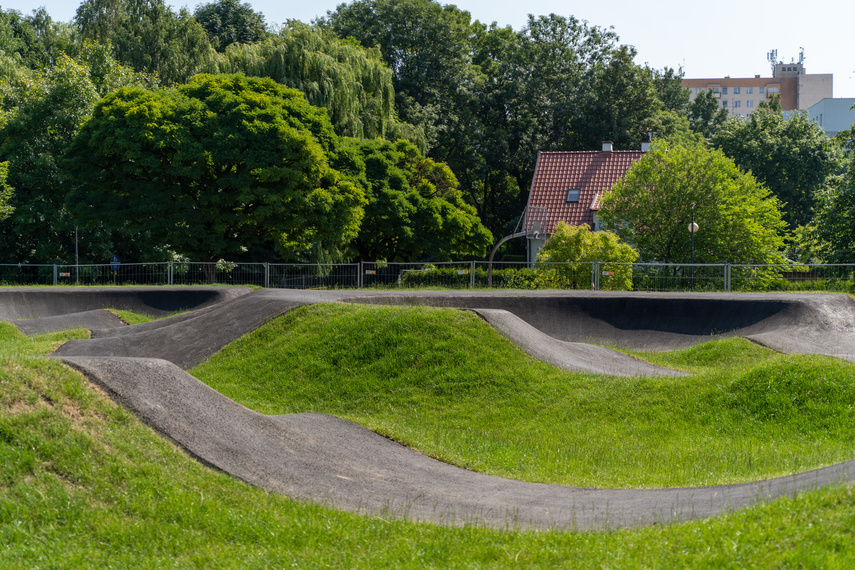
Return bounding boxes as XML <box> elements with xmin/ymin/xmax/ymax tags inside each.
<box><xmin>566</xmin><ymin>188</ymin><xmax>581</xmax><ymax>203</ymax></box>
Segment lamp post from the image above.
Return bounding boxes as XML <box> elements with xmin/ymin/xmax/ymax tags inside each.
<box><xmin>688</xmin><ymin>203</ymin><xmax>699</xmax><ymax>290</ymax></box>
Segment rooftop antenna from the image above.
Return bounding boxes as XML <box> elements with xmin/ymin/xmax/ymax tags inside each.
<box><xmin>767</xmin><ymin>49</ymin><xmax>778</xmax><ymax>76</ymax></box>
<box><xmin>799</xmin><ymin>47</ymin><xmax>805</xmax><ymax>66</ymax></box>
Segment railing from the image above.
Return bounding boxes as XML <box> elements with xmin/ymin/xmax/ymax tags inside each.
<box><xmin>2</xmin><ymin>261</ymin><xmax>855</xmax><ymax>293</ymax></box>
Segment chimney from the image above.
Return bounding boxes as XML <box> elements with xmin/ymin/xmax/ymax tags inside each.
<box><xmin>602</xmin><ymin>141</ymin><xmax>613</xmax><ymax>153</ymax></box>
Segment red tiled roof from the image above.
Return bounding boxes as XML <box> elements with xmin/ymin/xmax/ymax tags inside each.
<box><xmin>524</xmin><ymin>150</ymin><xmax>644</xmax><ymax>235</ymax></box>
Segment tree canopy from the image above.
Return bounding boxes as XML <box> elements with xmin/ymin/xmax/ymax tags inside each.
<box><xmin>208</xmin><ymin>22</ymin><xmax>402</xmax><ymax>141</ymax></box>
<box><xmin>712</xmin><ymin>106</ymin><xmax>842</xmax><ymax>229</ymax></box>
<box><xmin>194</xmin><ymin>0</ymin><xmax>268</xmax><ymax>52</ymax></box>
<box><xmin>65</xmin><ymin>74</ymin><xmax>366</xmax><ymax>264</ymax></box>
<box><xmin>599</xmin><ymin>142</ymin><xmax>789</xmax><ymax>264</ymax></box>
<box><xmin>335</xmin><ymin>137</ymin><xmax>492</xmax><ymax>261</ymax></box>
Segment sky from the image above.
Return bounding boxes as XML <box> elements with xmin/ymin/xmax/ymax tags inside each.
<box><xmin>6</xmin><ymin>0</ymin><xmax>855</xmax><ymax>98</ymax></box>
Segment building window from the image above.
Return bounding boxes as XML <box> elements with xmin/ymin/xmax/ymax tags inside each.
<box><xmin>747</xmin><ymin>100</ymin><xmax>754</xmax><ymax>108</ymax></box>
<box><xmin>721</xmin><ymin>87</ymin><xmax>728</xmax><ymax>95</ymax></box>
<box><xmin>566</xmin><ymin>188</ymin><xmax>581</xmax><ymax>203</ymax></box>
<box><xmin>733</xmin><ymin>100</ymin><xmax>741</xmax><ymax>108</ymax></box>
<box><xmin>768</xmin><ymin>86</ymin><xmax>780</xmax><ymax>94</ymax></box>
<box><xmin>733</xmin><ymin>87</ymin><xmax>740</xmax><ymax>94</ymax></box>
<box><xmin>722</xmin><ymin>101</ymin><xmax>728</xmax><ymax>108</ymax></box>
<box><xmin>747</xmin><ymin>87</ymin><xmax>753</xmax><ymax>94</ymax></box>
<box><xmin>759</xmin><ymin>87</ymin><xmax>765</xmax><ymax>94</ymax></box>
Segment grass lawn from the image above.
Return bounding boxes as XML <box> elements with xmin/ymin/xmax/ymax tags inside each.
<box><xmin>1</xmin><ymin>307</ymin><xmax>855</xmax><ymax>567</ymax></box>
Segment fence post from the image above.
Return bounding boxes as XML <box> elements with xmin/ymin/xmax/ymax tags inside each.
<box><xmin>264</xmin><ymin>262</ymin><xmax>269</xmax><ymax>289</ymax></box>
<box><xmin>725</xmin><ymin>263</ymin><xmax>731</xmax><ymax>292</ymax></box>
<box><xmin>53</xmin><ymin>264</ymin><xmax>57</xmax><ymax>286</ymax></box>
<box><xmin>168</xmin><ymin>261</ymin><xmax>173</xmax><ymax>285</ymax></box>
<box><xmin>358</xmin><ymin>261</ymin><xmax>363</xmax><ymax>289</ymax></box>
<box><xmin>469</xmin><ymin>260</ymin><xmax>475</xmax><ymax>288</ymax></box>
<box><xmin>593</xmin><ymin>261</ymin><xmax>600</xmax><ymax>290</ymax></box>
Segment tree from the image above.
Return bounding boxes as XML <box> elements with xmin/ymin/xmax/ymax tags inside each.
<box><xmin>651</xmin><ymin>66</ymin><xmax>690</xmax><ymax>114</ymax></box>
<box><xmin>208</xmin><ymin>22</ymin><xmax>402</xmax><ymax>141</ymax></box>
<box><xmin>75</xmin><ymin>0</ymin><xmax>214</xmax><ymax>84</ymax></box>
<box><xmin>194</xmin><ymin>0</ymin><xmax>268</xmax><ymax>52</ymax></box>
<box><xmin>0</xmin><ymin>161</ymin><xmax>14</xmax><ymax>221</ymax></box>
<box><xmin>712</xmin><ymin>105</ymin><xmax>842</xmax><ymax>229</ymax></box>
<box><xmin>536</xmin><ymin>222</ymin><xmax>637</xmax><ymax>290</ymax></box>
<box><xmin>65</xmin><ymin>74</ymin><xmax>366</xmax><ymax>268</ymax></box>
<box><xmin>335</xmin><ymin>137</ymin><xmax>492</xmax><ymax>261</ymax></box>
<box><xmin>688</xmin><ymin>89</ymin><xmax>727</xmax><ymax>139</ymax></box>
<box><xmin>0</xmin><ymin>55</ymin><xmax>103</xmax><ymax>263</ymax></box>
<box><xmin>599</xmin><ymin>142</ymin><xmax>788</xmax><ymax>264</ymax></box>
<box><xmin>809</xmin><ymin>114</ymin><xmax>855</xmax><ymax>262</ymax></box>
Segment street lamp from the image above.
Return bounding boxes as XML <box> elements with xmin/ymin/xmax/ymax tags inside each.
<box><xmin>688</xmin><ymin>203</ymin><xmax>699</xmax><ymax>290</ymax></box>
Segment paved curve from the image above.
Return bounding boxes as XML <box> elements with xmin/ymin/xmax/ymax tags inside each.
<box><xmin>3</xmin><ymin>287</ymin><xmax>855</xmax><ymax>529</ymax></box>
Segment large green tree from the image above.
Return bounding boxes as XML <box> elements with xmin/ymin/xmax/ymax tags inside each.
<box><xmin>75</xmin><ymin>0</ymin><xmax>214</xmax><ymax>84</ymax></box>
<box><xmin>208</xmin><ymin>22</ymin><xmax>404</xmax><ymax>142</ymax></box>
<box><xmin>335</xmin><ymin>137</ymin><xmax>491</xmax><ymax>261</ymax></box>
<box><xmin>712</xmin><ymin>106</ymin><xmax>842</xmax><ymax>229</ymax></box>
<box><xmin>688</xmin><ymin>89</ymin><xmax>728</xmax><ymax>140</ymax></box>
<box><xmin>65</xmin><ymin>74</ymin><xmax>366</xmax><ymax>266</ymax></box>
<box><xmin>599</xmin><ymin>142</ymin><xmax>788</xmax><ymax>264</ymax></box>
<box><xmin>194</xmin><ymin>0</ymin><xmax>268</xmax><ymax>52</ymax></box>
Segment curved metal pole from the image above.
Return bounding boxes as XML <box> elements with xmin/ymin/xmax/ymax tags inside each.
<box><xmin>487</xmin><ymin>231</ymin><xmax>528</xmax><ymax>287</ymax></box>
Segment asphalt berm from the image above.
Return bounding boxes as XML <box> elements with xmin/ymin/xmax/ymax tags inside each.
<box><xmin>4</xmin><ymin>287</ymin><xmax>855</xmax><ymax>529</ymax></box>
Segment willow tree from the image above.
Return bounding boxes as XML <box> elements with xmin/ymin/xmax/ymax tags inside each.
<box><xmin>209</xmin><ymin>21</ymin><xmax>397</xmax><ymax>141</ymax></box>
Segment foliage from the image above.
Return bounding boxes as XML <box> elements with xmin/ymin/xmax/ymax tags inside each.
<box><xmin>194</xmin><ymin>0</ymin><xmax>268</xmax><ymax>52</ymax></box>
<box><xmin>688</xmin><ymin>88</ymin><xmax>728</xmax><ymax>139</ymax></box>
<box><xmin>650</xmin><ymin>66</ymin><xmax>690</xmax><ymax>113</ymax></box>
<box><xmin>0</xmin><ymin>161</ymin><xmax>13</xmax><ymax>221</ymax></box>
<box><xmin>209</xmin><ymin>22</ymin><xmax>401</xmax><ymax>141</ymax></box>
<box><xmin>0</xmin><ymin>7</ymin><xmax>74</xmax><ymax>69</ymax></box>
<box><xmin>65</xmin><ymin>74</ymin><xmax>366</xmax><ymax>265</ymax></box>
<box><xmin>75</xmin><ymin>0</ymin><xmax>215</xmax><ymax>84</ymax></box>
<box><xmin>712</xmin><ymin>106</ymin><xmax>842</xmax><ymax>229</ymax></box>
<box><xmin>336</xmin><ymin>137</ymin><xmax>492</xmax><ymax>261</ymax></box>
<box><xmin>536</xmin><ymin>222</ymin><xmax>637</xmax><ymax>290</ymax></box>
<box><xmin>0</xmin><ymin>55</ymin><xmax>103</xmax><ymax>263</ymax></box>
<box><xmin>600</xmin><ymin>142</ymin><xmax>789</xmax><ymax>264</ymax></box>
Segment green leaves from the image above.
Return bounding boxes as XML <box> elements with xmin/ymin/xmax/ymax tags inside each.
<box><xmin>65</xmin><ymin>73</ymin><xmax>367</xmax><ymax>263</ymax></box>
<box><xmin>600</xmin><ymin>142</ymin><xmax>789</xmax><ymax>264</ymax></box>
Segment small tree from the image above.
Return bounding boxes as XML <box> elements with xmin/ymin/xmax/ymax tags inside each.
<box><xmin>536</xmin><ymin>222</ymin><xmax>638</xmax><ymax>290</ymax></box>
<box><xmin>599</xmin><ymin>142</ymin><xmax>788</xmax><ymax>265</ymax></box>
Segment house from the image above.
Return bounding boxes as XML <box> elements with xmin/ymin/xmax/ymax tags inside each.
<box><xmin>522</xmin><ymin>142</ymin><xmax>646</xmax><ymax>263</ymax></box>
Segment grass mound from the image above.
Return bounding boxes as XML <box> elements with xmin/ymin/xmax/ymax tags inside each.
<box><xmin>2</xmin><ymin>305</ymin><xmax>855</xmax><ymax>565</ymax></box>
<box><xmin>192</xmin><ymin>303</ymin><xmax>855</xmax><ymax>488</ymax></box>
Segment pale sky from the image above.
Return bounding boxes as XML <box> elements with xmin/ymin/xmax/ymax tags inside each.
<box><xmin>6</xmin><ymin>0</ymin><xmax>855</xmax><ymax>99</ymax></box>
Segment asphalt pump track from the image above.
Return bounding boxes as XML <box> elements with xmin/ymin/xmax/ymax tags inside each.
<box><xmin>4</xmin><ymin>287</ymin><xmax>855</xmax><ymax>530</ymax></box>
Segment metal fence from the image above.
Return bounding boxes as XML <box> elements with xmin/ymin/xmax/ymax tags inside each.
<box><xmin>3</xmin><ymin>260</ymin><xmax>855</xmax><ymax>293</ymax></box>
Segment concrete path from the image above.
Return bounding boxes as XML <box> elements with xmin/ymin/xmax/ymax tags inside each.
<box><xmin>3</xmin><ymin>287</ymin><xmax>855</xmax><ymax>529</ymax></box>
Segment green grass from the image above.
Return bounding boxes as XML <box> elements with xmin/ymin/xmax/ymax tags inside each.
<box><xmin>192</xmin><ymin>304</ymin><xmax>855</xmax><ymax>488</ymax></box>
<box><xmin>3</xmin><ymin>302</ymin><xmax>855</xmax><ymax>566</ymax></box>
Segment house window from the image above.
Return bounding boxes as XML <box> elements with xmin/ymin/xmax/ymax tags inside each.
<box><xmin>733</xmin><ymin>100</ymin><xmax>741</xmax><ymax>108</ymax></box>
<box><xmin>747</xmin><ymin>87</ymin><xmax>753</xmax><ymax>94</ymax></box>
<box><xmin>733</xmin><ymin>87</ymin><xmax>740</xmax><ymax>94</ymax></box>
<box><xmin>768</xmin><ymin>86</ymin><xmax>780</xmax><ymax>94</ymax></box>
<box><xmin>747</xmin><ymin>100</ymin><xmax>754</xmax><ymax>108</ymax></box>
<box><xmin>721</xmin><ymin>87</ymin><xmax>728</xmax><ymax>95</ymax></box>
<box><xmin>565</xmin><ymin>188</ymin><xmax>581</xmax><ymax>203</ymax></box>
<box><xmin>722</xmin><ymin>100</ymin><xmax>728</xmax><ymax>108</ymax></box>
<box><xmin>759</xmin><ymin>87</ymin><xmax>765</xmax><ymax>94</ymax></box>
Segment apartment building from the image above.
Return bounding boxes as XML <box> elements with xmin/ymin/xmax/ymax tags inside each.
<box><xmin>682</xmin><ymin>58</ymin><xmax>832</xmax><ymax>118</ymax></box>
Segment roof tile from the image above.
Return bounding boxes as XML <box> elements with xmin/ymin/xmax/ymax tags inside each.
<box><xmin>524</xmin><ymin>150</ymin><xmax>644</xmax><ymax>234</ymax></box>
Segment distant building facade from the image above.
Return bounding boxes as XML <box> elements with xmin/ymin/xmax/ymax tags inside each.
<box><xmin>795</xmin><ymin>98</ymin><xmax>855</xmax><ymax>137</ymax></box>
<box><xmin>682</xmin><ymin>56</ymin><xmax>833</xmax><ymax>118</ymax></box>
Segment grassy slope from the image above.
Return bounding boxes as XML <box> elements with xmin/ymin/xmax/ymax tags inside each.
<box><xmin>2</xmin><ymin>313</ymin><xmax>855</xmax><ymax>567</ymax></box>
<box><xmin>193</xmin><ymin>304</ymin><xmax>855</xmax><ymax>488</ymax></box>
